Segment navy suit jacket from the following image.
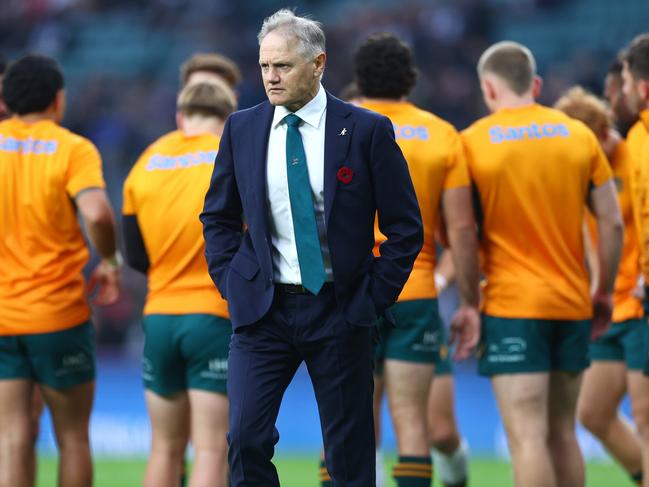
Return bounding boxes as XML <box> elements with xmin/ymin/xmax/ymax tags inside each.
<box><xmin>200</xmin><ymin>92</ymin><xmax>423</xmax><ymax>331</ymax></box>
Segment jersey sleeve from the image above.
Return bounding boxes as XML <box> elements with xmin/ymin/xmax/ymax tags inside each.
<box><xmin>443</xmin><ymin>130</ymin><xmax>471</xmax><ymax>190</ymax></box>
<box><xmin>122</xmin><ymin>166</ymin><xmax>138</xmax><ymax>216</ymax></box>
<box><xmin>65</xmin><ymin>138</ymin><xmax>105</xmax><ymax>197</ymax></box>
<box><xmin>589</xmin><ymin>131</ymin><xmax>613</xmax><ymax>186</ymax></box>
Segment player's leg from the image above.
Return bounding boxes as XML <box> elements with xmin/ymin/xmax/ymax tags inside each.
<box><xmin>182</xmin><ymin>314</ymin><xmax>232</xmax><ymax>487</ymax></box>
<box><xmin>144</xmin><ymin>390</ymin><xmax>190</xmax><ymax>487</ymax></box>
<box><xmin>0</xmin><ymin>334</ymin><xmax>37</xmax><ymax>487</ymax></box>
<box><xmin>628</xmin><ymin>371</ymin><xmax>649</xmax><ymax>486</ymax></box>
<box><xmin>187</xmin><ymin>391</ymin><xmax>228</xmax><ymax>487</ymax></box>
<box><xmin>40</xmin><ymin>382</ymin><xmax>95</xmax><ymax>487</ymax></box>
<box><xmin>578</xmin><ymin>321</ymin><xmax>641</xmax><ymax>479</ymax></box>
<box><xmin>547</xmin><ymin>371</ymin><xmax>585</xmax><ymax>487</ymax></box>
<box><xmin>0</xmin><ymin>379</ymin><xmax>35</xmax><ymax>487</ymax></box>
<box><xmin>623</xmin><ymin>318</ymin><xmax>649</xmax><ymax>486</ymax></box>
<box><xmin>29</xmin><ymin>386</ymin><xmax>44</xmax><ymax>484</ymax></box>
<box><xmin>578</xmin><ymin>361</ymin><xmax>640</xmax><ymax>475</ymax></box>
<box><xmin>547</xmin><ymin>319</ymin><xmax>591</xmax><ymax>487</ymax></box>
<box><xmin>141</xmin><ymin>315</ymin><xmax>192</xmax><ymax>487</ymax></box>
<box><xmin>29</xmin><ymin>322</ymin><xmax>95</xmax><ymax>487</ymax></box>
<box><xmin>492</xmin><ymin>373</ymin><xmax>554</xmax><ymax>487</ymax></box>
<box><xmin>480</xmin><ymin>316</ymin><xmax>555</xmax><ymax>487</ymax></box>
<box><xmin>428</xmin><ymin>375</ymin><xmax>468</xmax><ymax>487</ymax></box>
<box><xmin>384</xmin><ymin>300</ymin><xmax>438</xmax><ymax>486</ymax></box>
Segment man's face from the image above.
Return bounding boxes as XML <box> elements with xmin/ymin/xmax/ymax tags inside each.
<box><xmin>622</xmin><ymin>61</ymin><xmax>644</xmax><ymax>113</ymax></box>
<box><xmin>259</xmin><ymin>31</ymin><xmax>324</xmax><ymax>112</ymax></box>
<box><xmin>604</xmin><ymin>72</ymin><xmax>637</xmax><ymax>129</ymax></box>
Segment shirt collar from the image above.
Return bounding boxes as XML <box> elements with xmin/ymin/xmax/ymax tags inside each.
<box><xmin>272</xmin><ymin>84</ymin><xmax>327</xmax><ymax>129</ymax></box>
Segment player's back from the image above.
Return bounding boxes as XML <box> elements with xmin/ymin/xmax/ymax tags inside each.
<box><xmin>363</xmin><ymin>101</ymin><xmax>468</xmax><ymax>300</ymax></box>
<box><xmin>123</xmin><ymin>130</ymin><xmax>227</xmax><ymax>317</ymax></box>
<box><xmin>0</xmin><ymin>117</ymin><xmax>104</xmax><ymax>333</ymax></box>
<box><xmin>462</xmin><ymin>103</ymin><xmax>611</xmax><ymax>320</ymax></box>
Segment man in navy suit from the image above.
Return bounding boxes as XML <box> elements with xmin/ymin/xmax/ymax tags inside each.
<box><xmin>200</xmin><ymin>9</ymin><xmax>423</xmax><ymax>486</ymax></box>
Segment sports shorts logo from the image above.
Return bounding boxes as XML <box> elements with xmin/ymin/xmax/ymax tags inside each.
<box><xmin>412</xmin><ymin>330</ymin><xmax>439</xmax><ymax>353</ymax></box>
<box><xmin>55</xmin><ymin>352</ymin><xmax>91</xmax><ymax>377</ymax></box>
<box><xmin>201</xmin><ymin>358</ymin><xmax>228</xmax><ymax>380</ymax></box>
<box><xmin>142</xmin><ymin>357</ymin><xmax>154</xmax><ymax>381</ymax></box>
<box><xmin>487</xmin><ymin>337</ymin><xmax>527</xmax><ymax>363</ymax></box>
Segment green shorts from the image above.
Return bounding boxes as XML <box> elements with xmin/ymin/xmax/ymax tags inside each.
<box><xmin>434</xmin><ymin>324</ymin><xmax>453</xmax><ymax>376</ymax></box>
<box><xmin>478</xmin><ymin>315</ymin><xmax>591</xmax><ymax>376</ymax></box>
<box><xmin>590</xmin><ymin>319</ymin><xmax>648</xmax><ymax>370</ymax></box>
<box><xmin>0</xmin><ymin>321</ymin><xmax>95</xmax><ymax>390</ymax></box>
<box><xmin>375</xmin><ymin>299</ymin><xmax>447</xmax><ymax>374</ymax></box>
<box><xmin>142</xmin><ymin>314</ymin><xmax>232</xmax><ymax>396</ymax></box>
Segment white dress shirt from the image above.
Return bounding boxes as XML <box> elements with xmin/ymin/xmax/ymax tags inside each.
<box><xmin>266</xmin><ymin>84</ymin><xmax>333</xmax><ymax>284</ymax></box>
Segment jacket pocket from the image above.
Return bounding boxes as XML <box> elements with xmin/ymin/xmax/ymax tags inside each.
<box><xmin>229</xmin><ymin>251</ymin><xmax>260</xmax><ymax>281</ymax></box>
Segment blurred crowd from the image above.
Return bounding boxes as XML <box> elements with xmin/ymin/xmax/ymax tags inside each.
<box><xmin>1</xmin><ymin>0</ymin><xmax>646</xmax><ymax>348</ymax></box>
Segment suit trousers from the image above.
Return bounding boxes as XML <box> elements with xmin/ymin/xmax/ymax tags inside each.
<box><xmin>227</xmin><ymin>284</ymin><xmax>376</xmax><ymax>486</ymax></box>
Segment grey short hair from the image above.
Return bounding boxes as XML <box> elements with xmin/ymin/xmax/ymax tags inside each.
<box><xmin>257</xmin><ymin>9</ymin><xmax>326</xmax><ymax>60</ymax></box>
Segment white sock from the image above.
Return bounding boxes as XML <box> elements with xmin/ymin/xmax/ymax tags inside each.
<box><xmin>432</xmin><ymin>438</ymin><xmax>469</xmax><ymax>485</ymax></box>
<box><xmin>376</xmin><ymin>448</ymin><xmax>385</xmax><ymax>487</ymax></box>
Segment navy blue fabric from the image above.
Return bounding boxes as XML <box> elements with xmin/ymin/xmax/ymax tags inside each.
<box><xmin>227</xmin><ymin>287</ymin><xmax>375</xmax><ymax>486</ymax></box>
<box><xmin>200</xmin><ymin>92</ymin><xmax>423</xmax><ymax>330</ymax></box>
<box><xmin>200</xmin><ymin>91</ymin><xmax>422</xmax><ymax>486</ymax></box>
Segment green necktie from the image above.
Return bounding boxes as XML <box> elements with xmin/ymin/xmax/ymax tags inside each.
<box><xmin>284</xmin><ymin>113</ymin><xmax>326</xmax><ymax>294</ymax></box>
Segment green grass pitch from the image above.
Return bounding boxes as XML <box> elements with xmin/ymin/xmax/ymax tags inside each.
<box><xmin>37</xmin><ymin>455</ymin><xmax>631</xmax><ymax>486</ymax></box>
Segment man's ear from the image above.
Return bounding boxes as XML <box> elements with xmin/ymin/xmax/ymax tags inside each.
<box><xmin>314</xmin><ymin>52</ymin><xmax>326</xmax><ymax>78</ymax></box>
<box><xmin>639</xmin><ymin>79</ymin><xmax>649</xmax><ymax>104</ymax></box>
<box><xmin>176</xmin><ymin>112</ymin><xmax>184</xmax><ymax>131</ymax></box>
<box><xmin>52</xmin><ymin>89</ymin><xmax>66</xmax><ymax>121</ymax></box>
<box><xmin>481</xmin><ymin>77</ymin><xmax>497</xmax><ymax>103</ymax></box>
<box><xmin>531</xmin><ymin>75</ymin><xmax>543</xmax><ymax>99</ymax></box>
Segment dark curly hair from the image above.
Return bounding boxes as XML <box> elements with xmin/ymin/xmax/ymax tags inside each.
<box><xmin>354</xmin><ymin>33</ymin><xmax>417</xmax><ymax>99</ymax></box>
<box><xmin>3</xmin><ymin>55</ymin><xmax>64</xmax><ymax>115</ymax></box>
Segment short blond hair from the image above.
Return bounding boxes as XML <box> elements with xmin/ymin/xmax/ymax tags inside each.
<box><xmin>478</xmin><ymin>41</ymin><xmax>536</xmax><ymax>95</ymax></box>
<box><xmin>177</xmin><ymin>80</ymin><xmax>236</xmax><ymax>120</ymax></box>
<box><xmin>180</xmin><ymin>53</ymin><xmax>241</xmax><ymax>88</ymax></box>
<box><xmin>553</xmin><ymin>86</ymin><xmax>611</xmax><ymax>137</ymax></box>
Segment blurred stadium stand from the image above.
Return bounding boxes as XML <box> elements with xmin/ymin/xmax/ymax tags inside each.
<box><xmin>2</xmin><ymin>0</ymin><xmax>649</xmax><ymax>456</ymax></box>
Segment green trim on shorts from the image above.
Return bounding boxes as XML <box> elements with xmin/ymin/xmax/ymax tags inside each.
<box><xmin>590</xmin><ymin>319</ymin><xmax>648</xmax><ymax>370</ymax></box>
<box><xmin>374</xmin><ymin>299</ymin><xmax>445</xmax><ymax>371</ymax></box>
<box><xmin>142</xmin><ymin>314</ymin><xmax>232</xmax><ymax>396</ymax></box>
<box><xmin>478</xmin><ymin>315</ymin><xmax>591</xmax><ymax>376</ymax></box>
<box><xmin>0</xmin><ymin>321</ymin><xmax>95</xmax><ymax>390</ymax></box>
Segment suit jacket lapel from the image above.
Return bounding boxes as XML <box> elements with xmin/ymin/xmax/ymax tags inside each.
<box><xmin>324</xmin><ymin>93</ymin><xmax>353</xmax><ymax>226</ymax></box>
<box><xmin>250</xmin><ymin>101</ymin><xmax>274</xmax><ymax>230</ymax></box>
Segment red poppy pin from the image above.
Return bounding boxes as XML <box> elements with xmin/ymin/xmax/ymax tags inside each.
<box><xmin>337</xmin><ymin>166</ymin><xmax>354</xmax><ymax>184</ymax></box>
